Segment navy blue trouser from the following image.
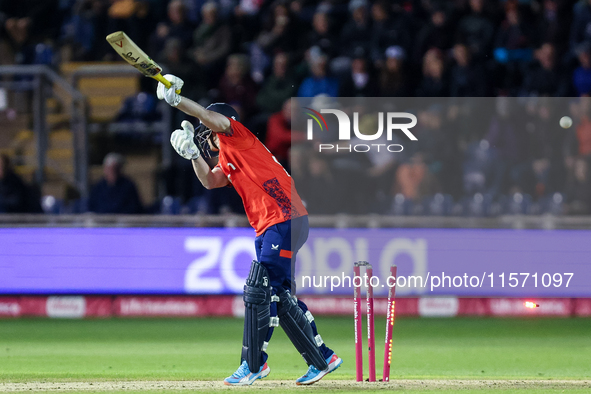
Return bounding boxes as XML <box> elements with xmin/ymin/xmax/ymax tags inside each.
<box><xmin>254</xmin><ymin>215</ymin><xmax>333</xmax><ymax>364</ymax></box>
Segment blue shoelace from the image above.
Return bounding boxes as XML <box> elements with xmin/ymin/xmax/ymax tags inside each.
<box><xmin>302</xmin><ymin>365</ymin><xmax>320</xmax><ymax>378</ymax></box>
<box><xmin>231</xmin><ymin>361</ymin><xmax>251</xmax><ymax>378</ymax></box>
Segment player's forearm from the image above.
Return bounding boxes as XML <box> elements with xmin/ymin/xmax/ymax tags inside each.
<box><xmin>191</xmin><ymin>157</ymin><xmax>215</xmax><ymax>189</ymax></box>
<box><xmin>177</xmin><ymin>97</ymin><xmax>231</xmax><ymax>132</ymax></box>
<box><xmin>191</xmin><ymin>157</ymin><xmax>226</xmax><ymax>189</ymax></box>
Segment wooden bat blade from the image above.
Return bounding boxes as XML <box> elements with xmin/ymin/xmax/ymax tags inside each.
<box><xmin>106</xmin><ymin>31</ymin><xmax>171</xmax><ymax>88</ymax></box>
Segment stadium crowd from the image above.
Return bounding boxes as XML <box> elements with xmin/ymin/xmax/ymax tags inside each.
<box><xmin>2</xmin><ymin>0</ymin><xmax>591</xmax><ymax>215</ymax></box>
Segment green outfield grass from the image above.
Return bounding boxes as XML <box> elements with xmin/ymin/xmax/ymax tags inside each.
<box><xmin>0</xmin><ymin>316</ymin><xmax>590</xmax><ymax>392</ymax></box>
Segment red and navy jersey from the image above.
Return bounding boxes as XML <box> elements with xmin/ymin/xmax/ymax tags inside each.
<box><xmin>216</xmin><ymin>119</ymin><xmax>308</xmax><ymax>236</ymax></box>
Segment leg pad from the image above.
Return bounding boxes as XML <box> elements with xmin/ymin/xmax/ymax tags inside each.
<box><xmin>277</xmin><ymin>290</ymin><xmax>328</xmax><ymax>371</ymax></box>
<box><xmin>241</xmin><ymin>261</ymin><xmax>271</xmax><ymax>372</ymax></box>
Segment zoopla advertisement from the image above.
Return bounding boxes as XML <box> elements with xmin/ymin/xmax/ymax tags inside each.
<box><xmin>0</xmin><ymin>227</ymin><xmax>588</xmax><ymax>297</ymax></box>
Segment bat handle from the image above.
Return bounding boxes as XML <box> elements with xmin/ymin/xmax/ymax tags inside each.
<box><xmin>154</xmin><ymin>73</ymin><xmax>181</xmax><ymax>94</ymax></box>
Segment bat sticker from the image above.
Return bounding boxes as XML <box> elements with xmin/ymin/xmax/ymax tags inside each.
<box><xmin>123</xmin><ymin>52</ymin><xmax>139</xmax><ymax>63</ymax></box>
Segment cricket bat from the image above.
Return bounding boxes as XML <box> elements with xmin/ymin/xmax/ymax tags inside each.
<box><xmin>106</xmin><ymin>31</ymin><xmax>180</xmax><ymax>93</ymax></box>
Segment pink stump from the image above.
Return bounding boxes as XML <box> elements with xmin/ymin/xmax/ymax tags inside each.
<box><xmin>366</xmin><ymin>266</ymin><xmax>376</xmax><ymax>382</ymax></box>
<box><xmin>353</xmin><ymin>264</ymin><xmax>363</xmax><ymax>382</ymax></box>
<box><xmin>382</xmin><ymin>265</ymin><xmax>397</xmax><ymax>382</ymax></box>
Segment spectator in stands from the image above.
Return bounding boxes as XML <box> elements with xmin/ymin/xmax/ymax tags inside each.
<box><xmin>0</xmin><ymin>0</ymin><xmax>59</xmax><ymax>64</ymax></box>
<box><xmin>414</xmin><ymin>5</ymin><xmax>454</xmax><ymax>65</ymax></box>
<box><xmin>298</xmin><ymin>48</ymin><xmax>339</xmax><ymax>97</ymax></box>
<box><xmin>340</xmin><ymin>0</ymin><xmax>371</xmax><ymax>58</ymax></box>
<box><xmin>203</xmin><ymin>186</ymin><xmax>246</xmax><ymax>215</ymax></box>
<box><xmin>88</xmin><ymin>153</ymin><xmax>143</xmax><ymax>214</ymax></box>
<box><xmin>160</xmin><ymin>38</ymin><xmax>202</xmax><ymax>102</ymax></box>
<box><xmin>449</xmin><ymin>43</ymin><xmax>488</xmax><ymax>97</ymax></box>
<box><xmin>217</xmin><ymin>54</ymin><xmax>258</xmax><ymax>121</ymax></box>
<box><xmin>255</xmin><ymin>1</ymin><xmax>299</xmax><ymax>57</ymax></box>
<box><xmin>106</xmin><ymin>0</ymin><xmax>151</xmax><ymax>52</ymax></box>
<box><xmin>455</xmin><ymin>0</ymin><xmax>495</xmax><ymax>60</ymax></box>
<box><xmin>378</xmin><ymin>46</ymin><xmax>411</xmax><ymax>97</ymax></box>
<box><xmin>416</xmin><ymin>48</ymin><xmax>449</xmax><ymax>97</ymax></box>
<box><xmin>573</xmin><ymin>42</ymin><xmax>591</xmax><ymax>96</ymax></box>
<box><xmin>60</xmin><ymin>0</ymin><xmax>108</xmax><ymax>61</ymax></box>
<box><xmin>115</xmin><ymin>77</ymin><xmax>161</xmax><ymax>122</ymax></box>
<box><xmin>191</xmin><ymin>2</ymin><xmax>232</xmax><ymax>88</ymax></box>
<box><xmin>415</xmin><ymin>105</ymin><xmax>460</xmax><ymax>195</ymax></box>
<box><xmin>265</xmin><ymin>99</ymin><xmax>304</xmax><ymax>167</ymax></box>
<box><xmin>493</xmin><ymin>0</ymin><xmax>534</xmax><ymax>69</ymax></box>
<box><xmin>521</xmin><ymin>42</ymin><xmax>568</xmax><ymax>96</ymax></box>
<box><xmin>339</xmin><ymin>48</ymin><xmax>377</xmax><ymax>97</ymax></box>
<box><xmin>495</xmin><ymin>0</ymin><xmax>533</xmax><ymax>52</ymax></box>
<box><xmin>0</xmin><ymin>155</ymin><xmax>41</xmax><ymax>213</ymax></box>
<box><xmin>563</xmin><ymin>98</ymin><xmax>591</xmax><ymax>179</ymax></box>
<box><xmin>370</xmin><ymin>0</ymin><xmax>411</xmax><ymax>63</ymax></box>
<box><xmin>234</xmin><ymin>0</ymin><xmax>265</xmax><ymax>21</ymax></box>
<box><xmin>573</xmin><ymin>98</ymin><xmax>591</xmax><ymax>157</ymax></box>
<box><xmin>293</xmin><ymin>149</ymin><xmax>341</xmax><ymax>214</ymax></box>
<box><xmin>1</xmin><ymin>7</ymin><xmax>32</xmax><ymax>49</ymax></box>
<box><xmin>485</xmin><ymin>97</ymin><xmax>532</xmax><ymax>195</ymax></box>
<box><xmin>492</xmin><ymin>0</ymin><xmax>534</xmax><ymax>89</ymax></box>
<box><xmin>357</xmin><ymin>110</ymin><xmax>400</xmax><ymax>205</ymax></box>
<box><xmin>565</xmin><ymin>157</ymin><xmax>591</xmax><ymax>214</ymax></box>
<box><xmin>525</xmin><ymin>99</ymin><xmax>565</xmax><ymax>196</ymax></box>
<box><xmin>231</xmin><ymin>1</ymin><xmax>260</xmax><ymax>49</ymax></box>
<box><xmin>393</xmin><ymin>153</ymin><xmax>439</xmax><ymax>201</ymax></box>
<box><xmin>173</xmin><ymin>0</ymin><xmax>203</xmax><ymax>25</ymax></box>
<box><xmin>0</xmin><ymin>1</ymin><xmax>59</xmax><ymax>46</ymax></box>
<box><xmin>570</xmin><ymin>0</ymin><xmax>591</xmax><ymax>51</ymax></box>
<box><xmin>149</xmin><ymin>0</ymin><xmax>193</xmax><ymax>60</ymax></box>
<box><xmin>535</xmin><ymin>0</ymin><xmax>569</xmax><ymax>49</ymax></box>
<box><xmin>302</xmin><ymin>11</ymin><xmax>337</xmax><ymax>59</ymax></box>
<box><xmin>256</xmin><ymin>52</ymin><xmax>297</xmax><ymax>115</ymax></box>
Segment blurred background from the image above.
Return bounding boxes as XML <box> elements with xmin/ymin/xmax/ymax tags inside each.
<box><xmin>292</xmin><ymin>96</ymin><xmax>591</xmax><ymax>217</ymax></box>
<box><xmin>2</xmin><ymin>0</ymin><xmax>591</xmax><ymax>217</ymax></box>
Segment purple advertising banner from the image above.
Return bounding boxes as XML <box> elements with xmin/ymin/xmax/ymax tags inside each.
<box><xmin>0</xmin><ymin>228</ymin><xmax>589</xmax><ymax>297</ymax></box>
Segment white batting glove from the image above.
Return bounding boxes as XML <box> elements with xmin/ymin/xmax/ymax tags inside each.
<box><xmin>170</xmin><ymin>120</ymin><xmax>200</xmax><ymax>160</ymax></box>
<box><xmin>157</xmin><ymin>74</ymin><xmax>184</xmax><ymax>107</ymax></box>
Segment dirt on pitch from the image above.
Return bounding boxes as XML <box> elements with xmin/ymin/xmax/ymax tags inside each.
<box><xmin>0</xmin><ymin>380</ymin><xmax>590</xmax><ymax>392</ymax></box>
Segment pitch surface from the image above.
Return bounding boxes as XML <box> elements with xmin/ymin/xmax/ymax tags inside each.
<box><xmin>0</xmin><ymin>317</ymin><xmax>589</xmax><ymax>393</ymax></box>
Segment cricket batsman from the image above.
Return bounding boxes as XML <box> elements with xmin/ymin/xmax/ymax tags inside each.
<box><xmin>157</xmin><ymin>75</ymin><xmax>342</xmax><ymax>385</ymax></box>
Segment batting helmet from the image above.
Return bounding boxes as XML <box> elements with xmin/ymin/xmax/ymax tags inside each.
<box><xmin>192</xmin><ymin>103</ymin><xmax>239</xmax><ymax>158</ymax></box>
<box><xmin>206</xmin><ymin>103</ymin><xmax>240</xmax><ymax>122</ymax></box>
